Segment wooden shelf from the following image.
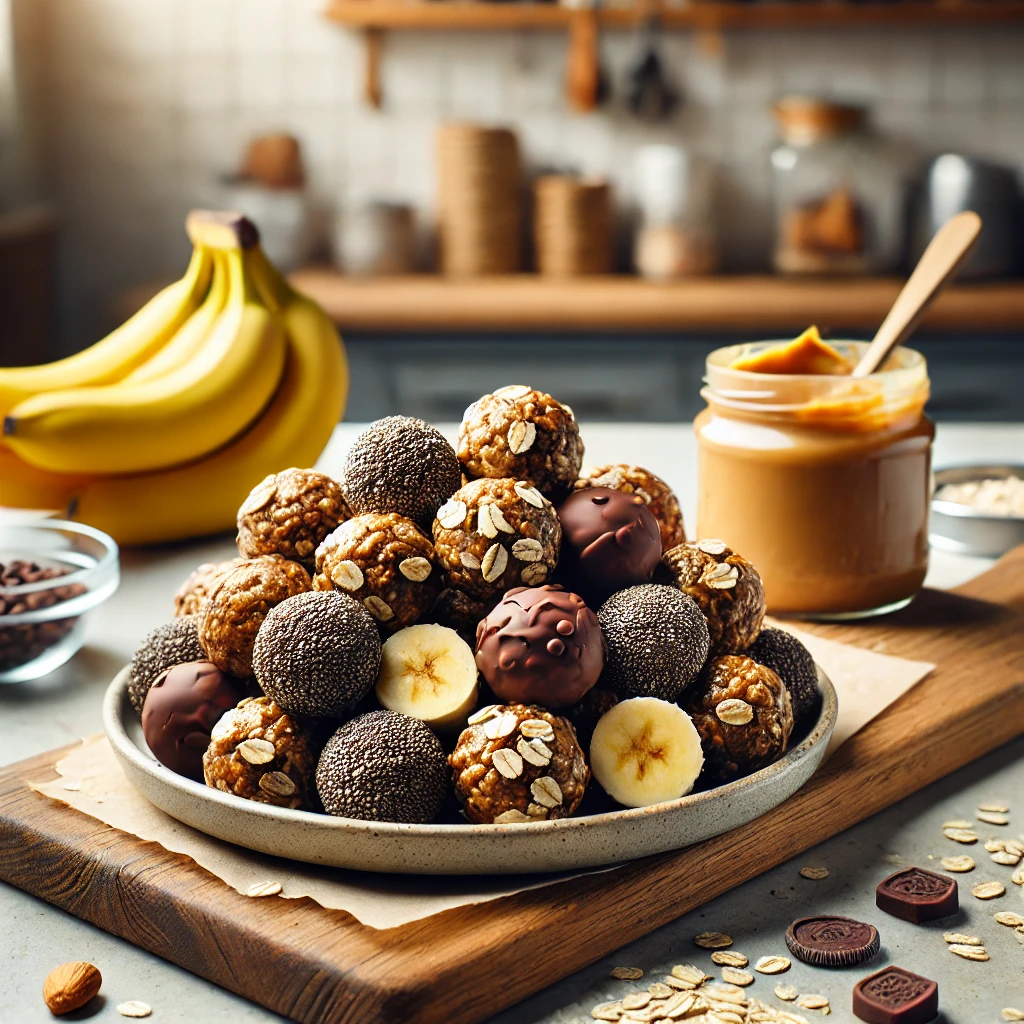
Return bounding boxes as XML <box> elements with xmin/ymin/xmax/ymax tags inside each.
<box><xmin>287</xmin><ymin>270</ymin><xmax>1024</xmax><ymax>333</ymax></box>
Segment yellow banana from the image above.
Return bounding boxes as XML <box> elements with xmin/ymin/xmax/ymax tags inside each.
<box><xmin>0</xmin><ymin>446</ymin><xmax>92</xmax><ymax>511</ymax></box>
<box><xmin>4</xmin><ymin>247</ymin><xmax>287</xmax><ymax>474</ymax></box>
<box><xmin>123</xmin><ymin>249</ymin><xmax>229</xmax><ymax>383</ymax></box>
<box><xmin>66</xmin><ymin>245</ymin><xmax>347</xmax><ymax>545</ymax></box>
<box><xmin>0</xmin><ymin>246</ymin><xmax>212</xmax><ymax>418</ymax></box>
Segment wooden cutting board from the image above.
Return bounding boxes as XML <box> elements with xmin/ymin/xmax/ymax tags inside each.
<box><xmin>1</xmin><ymin>546</ymin><xmax>1022</xmax><ymax>1024</ymax></box>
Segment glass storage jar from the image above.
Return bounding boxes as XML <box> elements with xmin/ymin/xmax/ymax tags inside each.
<box><xmin>770</xmin><ymin>97</ymin><xmax>907</xmax><ymax>275</ymax></box>
<box><xmin>695</xmin><ymin>340</ymin><xmax>933</xmax><ymax>618</ymax></box>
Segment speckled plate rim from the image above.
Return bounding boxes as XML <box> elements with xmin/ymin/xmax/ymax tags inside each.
<box><xmin>103</xmin><ymin>666</ymin><xmax>837</xmax><ymax>875</ymax></box>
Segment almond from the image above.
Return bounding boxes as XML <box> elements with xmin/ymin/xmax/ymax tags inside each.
<box><xmin>43</xmin><ymin>961</ymin><xmax>102</xmax><ymax>1015</ymax></box>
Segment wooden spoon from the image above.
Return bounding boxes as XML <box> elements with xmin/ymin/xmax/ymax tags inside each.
<box><xmin>851</xmin><ymin>211</ymin><xmax>982</xmax><ymax>378</ymax></box>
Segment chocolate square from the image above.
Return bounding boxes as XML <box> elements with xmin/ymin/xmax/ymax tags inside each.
<box><xmin>853</xmin><ymin>965</ymin><xmax>938</xmax><ymax>1024</ymax></box>
<box><xmin>875</xmin><ymin>867</ymin><xmax>958</xmax><ymax>923</ymax></box>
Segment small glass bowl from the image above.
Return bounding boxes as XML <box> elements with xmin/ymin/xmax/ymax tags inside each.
<box><xmin>0</xmin><ymin>518</ymin><xmax>120</xmax><ymax>683</ymax></box>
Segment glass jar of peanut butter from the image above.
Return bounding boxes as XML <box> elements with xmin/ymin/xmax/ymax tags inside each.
<box><xmin>695</xmin><ymin>334</ymin><xmax>933</xmax><ymax>618</ymax></box>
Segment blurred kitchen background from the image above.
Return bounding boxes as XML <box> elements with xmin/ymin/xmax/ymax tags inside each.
<box><xmin>2</xmin><ymin>0</ymin><xmax>1022</xmax><ymax>421</ymax></box>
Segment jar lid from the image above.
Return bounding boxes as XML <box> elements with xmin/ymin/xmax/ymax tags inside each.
<box><xmin>772</xmin><ymin>96</ymin><xmax>866</xmax><ymax>145</ymax></box>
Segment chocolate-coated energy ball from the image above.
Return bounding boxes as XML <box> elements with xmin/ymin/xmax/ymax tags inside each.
<box><xmin>141</xmin><ymin>662</ymin><xmax>246</xmax><ymax>781</ymax></box>
<box><xmin>341</xmin><ymin>416</ymin><xmax>462</xmax><ymax>529</ymax></box>
<box><xmin>313</xmin><ymin>512</ymin><xmax>440</xmax><ymax>634</ymax></box>
<box><xmin>597</xmin><ymin>584</ymin><xmax>710</xmax><ymax>702</ymax></box>
<box><xmin>574</xmin><ymin>464</ymin><xmax>685</xmax><ymax>552</ymax></box>
<box><xmin>203</xmin><ymin>696</ymin><xmax>317</xmax><ymax>810</ymax></box>
<box><xmin>748</xmin><ymin>626</ymin><xmax>820</xmax><ymax>727</ymax></box>
<box><xmin>658</xmin><ymin>539</ymin><xmax>766</xmax><ymax>654</ymax></box>
<box><xmin>685</xmin><ymin>654</ymin><xmax>793</xmax><ymax>783</ymax></box>
<box><xmin>475</xmin><ymin>586</ymin><xmax>604</xmax><ymax>708</ymax></box>
<box><xmin>432</xmin><ymin>477</ymin><xmax>561</xmax><ymax>601</ymax></box>
<box><xmin>450</xmin><ymin>703</ymin><xmax>589</xmax><ymax>824</ymax></box>
<box><xmin>128</xmin><ymin>616</ymin><xmax>205</xmax><ymax>713</ymax></box>
<box><xmin>173</xmin><ymin>558</ymin><xmax>245</xmax><ymax>618</ymax></box>
<box><xmin>557</xmin><ymin>487</ymin><xmax>662</xmax><ymax>604</ymax></box>
<box><xmin>458</xmin><ymin>386</ymin><xmax>583</xmax><ymax>501</ymax></box>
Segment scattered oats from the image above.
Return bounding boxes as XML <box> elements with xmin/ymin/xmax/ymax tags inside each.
<box><xmin>610</xmin><ymin>966</ymin><xmax>645</xmax><ymax>980</ymax></box>
<box><xmin>1002</xmin><ymin>1009</ymin><xmax>1024</xmax><ymax>1022</ymax></box>
<box><xmin>721</xmin><ymin>967</ymin><xmax>754</xmax><ymax>987</ymax></box>
<box><xmin>712</xmin><ymin>951</ymin><xmax>749</xmax><ymax>968</ymax></box>
<box><xmin>755</xmin><ymin>955</ymin><xmax>791</xmax><ymax>975</ymax></box>
<box><xmin>1006</xmin><ymin>840</ymin><xmax>1024</xmax><ymax>856</ymax></box>
<box><xmin>944</xmin><ymin>827</ymin><xmax>979</xmax><ymax>843</ymax></box>
<box><xmin>116</xmin><ymin>1002</ymin><xmax>152</xmax><ymax>1019</ymax></box>
<box><xmin>705</xmin><ymin>982</ymin><xmax>746</xmax><ymax>1001</ymax></box>
<box><xmin>774</xmin><ymin>984</ymin><xmax>798</xmax><ymax>1002</ymax></box>
<box><xmin>671</xmin><ymin>964</ymin><xmax>707</xmax><ymax>985</ymax></box>
<box><xmin>986</xmin><ymin>839</ymin><xmax>1008</xmax><ymax>853</ymax></box>
<box><xmin>246</xmin><ymin>881</ymin><xmax>281</xmax><ymax>898</ymax></box>
<box><xmin>1012</xmin><ymin>866</ymin><xmax>1024</xmax><ymax>886</ymax></box>
<box><xmin>236</xmin><ymin>738</ymin><xmax>276</xmax><ymax>765</ymax></box>
<box><xmin>941</xmin><ymin>855</ymin><xmax>976</xmax><ymax>872</ymax></box>
<box><xmin>978</xmin><ymin>811</ymin><xmax>1010</xmax><ymax>826</ymax></box>
<box><xmin>993</xmin><ymin>850</ymin><xmax>1023</xmax><ymax>866</ymax></box>
<box><xmin>491</xmin><ymin>746</ymin><xmax>523</xmax><ymax>779</ymax></box>
<box><xmin>647</xmin><ymin>982</ymin><xmax>673</xmax><ymax>998</ymax></box>
<box><xmin>663</xmin><ymin>975</ymin><xmax>696</xmax><ymax>991</ymax></box>
<box><xmin>796</xmin><ymin>994</ymin><xmax>829</xmax><ymax>1010</ymax></box>
<box><xmin>943</xmin><ymin>819</ymin><xmax>973</xmax><ymax>829</ymax></box>
<box><xmin>485</xmin><ymin>711</ymin><xmax>519</xmax><ymax>739</ymax></box>
<box><xmin>514</xmin><ymin>481</ymin><xmax>546</xmax><ymax>508</ymax></box>
<box><xmin>995</xmin><ymin>911</ymin><xmax>1024</xmax><ymax>927</ymax></box>
<box><xmin>621</xmin><ymin>991</ymin><xmax>651</xmax><ymax>1010</ymax></box>
<box><xmin>662</xmin><ymin>991</ymin><xmax>697</xmax><ymax>1018</ymax></box>
<box><xmin>493</xmin><ymin>809</ymin><xmax>531</xmax><ymax>824</ymax></box>
<box><xmin>592</xmin><ymin>1001</ymin><xmax>624</xmax><ymax>1021</ymax></box>
<box><xmin>695</xmin><ymin>931</ymin><xmax>733</xmax><ymax>949</ymax></box>
<box><xmin>943</xmin><ymin>932</ymin><xmax>982</xmax><ymax>945</ymax></box>
<box><xmin>948</xmin><ymin>943</ymin><xmax>990</xmax><ymax>961</ymax></box>
<box><xmin>799</xmin><ymin>867</ymin><xmax>829</xmax><ymax>880</ymax></box>
<box><xmin>973</xmin><ymin>881</ymin><xmax>1006</xmax><ymax>899</ymax></box>
<box><xmin>979</xmin><ymin>802</ymin><xmax>1010</xmax><ymax>813</ymax></box>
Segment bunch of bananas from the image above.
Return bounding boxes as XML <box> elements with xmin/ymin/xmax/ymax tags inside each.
<box><xmin>0</xmin><ymin>211</ymin><xmax>348</xmax><ymax>545</ymax></box>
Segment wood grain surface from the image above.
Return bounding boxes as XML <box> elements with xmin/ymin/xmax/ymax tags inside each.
<box><xmin>1</xmin><ymin>547</ymin><xmax>1022</xmax><ymax>1024</ymax></box>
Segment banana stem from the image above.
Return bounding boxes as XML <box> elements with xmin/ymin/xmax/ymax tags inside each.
<box><xmin>186</xmin><ymin>210</ymin><xmax>260</xmax><ymax>251</ymax></box>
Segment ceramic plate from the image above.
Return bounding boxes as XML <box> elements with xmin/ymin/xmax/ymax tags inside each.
<box><xmin>104</xmin><ymin>667</ymin><xmax>837</xmax><ymax>875</ymax></box>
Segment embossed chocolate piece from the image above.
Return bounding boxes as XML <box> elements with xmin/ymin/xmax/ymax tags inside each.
<box><xmin>852</xmin><ymin>965</ymin><xmax>938</xmax><ymax>1024</ymax></box>
<box><xmin>875</xmin><ymin>867</ymin><xmax>958</xmax><ymax>923</ymax></box>
<box><xmin>785</xmin><ymin>915</ymin><xmax>880</xmax><ymax>967</ymax></box>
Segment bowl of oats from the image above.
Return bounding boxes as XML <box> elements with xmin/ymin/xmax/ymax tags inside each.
<box><xmin>930</xmin><ymin>465</ymin><xmax>1024</xmax><ymax>557</ymax></box>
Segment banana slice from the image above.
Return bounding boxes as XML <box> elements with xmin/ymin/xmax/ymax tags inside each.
<box><xmin>590</xmin><ymin>697</ymin><xmax>704</xmax><ymax>807</ymax></box>
<box><xmin>375</xmin><ymin>624</ymin><xmax>479</xmax><ymax>731</ymax></box>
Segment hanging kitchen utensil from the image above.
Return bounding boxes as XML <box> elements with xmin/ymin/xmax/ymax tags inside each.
<box><xmin>627</xmin><ymin>7</ymin><xmax>680</xmax><ymax>123</ymax></box>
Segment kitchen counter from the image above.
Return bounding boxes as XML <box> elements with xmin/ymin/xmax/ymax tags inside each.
<box><xmin>1</xmin><ymin>421</ymin><xmax>1022</xmax><ymax>1024</ymax></box>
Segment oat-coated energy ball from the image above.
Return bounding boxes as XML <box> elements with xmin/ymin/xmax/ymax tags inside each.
<box><xmin>198</xmin><ymin>555</ymin><xmax>312</xmax><ymax>677</ymax></box>
<box><xmin>341</xmin><ymin>416</ymin><xmax>462</xmax><ymax>529</ymax></box>
<box><xmin>203</xmin><ymin>695</ymin><xmax>317</xmax><ymax>810</ymax></box>
<box><xmin>128</xmin><ymin>615</ymin><xmax>205</xmax><ymax>713</ymax></box>
<box><xmin>312</xmin><ymin>512</ymin><xmax>441</xmax><ymax>634</ymax></box>
<box><xmin>597</xmin><ymin>584</ymin><xmax>710</xmax><ymax>702</ymax></box>
<box><xmin>253</xmin><ymin>590</ymin><xmax>382</xmax><ymax>718</ymax></box>
<box><xmin>574</xmin><ymin>464</ymin><xmax>685</xmax><ymax>552</ymax></box>
<box><xmin>433</xmin><ymin>477</ymin><xmax>561</xmax><ymax>601</ymax></box>
<box><xmin>748</xmin><ymin>626</ymin><xmax>820</xmax><ymax>728</ymax></box>
<box><xmin>236</xmin><ymin>467</ymin><xmax>350</xmax><ymax>568</ymax></box>
<box><xmin>450</xmin><ymin>703</ymin><xmax>589</xmax><ymax>824</ymax></box>
<box><xmin>685</xmin><ymin>654</ymin><xmax>794</xmax><ymax>783</ymax></box>
<box><xmin>659</xmin><ymin>539</ymin><xmax>766</xmax><ymax>654</ymax></box>
<box><xmin>173</xmin><ymin>558</ymin><xmax>245</xmax><ymax>617</ymax></box>
<box><xmin>316</xmin><ymin>710</ymin><xmax>447</xmax><ymax>823</ymax></box>
<box><xmin>458</xmin><ymin>385</ymin><xmax>584</xmax><ymax>501</ymax></box>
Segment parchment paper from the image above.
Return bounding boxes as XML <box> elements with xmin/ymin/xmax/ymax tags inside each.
<box><xmin>30</xmin><ymin>626</ymin><xmax>933</xmax><ymax>930</ymax></box>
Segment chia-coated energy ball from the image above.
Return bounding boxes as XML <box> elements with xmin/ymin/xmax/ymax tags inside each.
<box><xmin>450</xmin><ymin>703</ymin><xmax>589</xmax><ymax>824</ymax></box>
<box><xmin>557</xmin><ymin>487</ymin><xmax>662</xmax><ymax>605</ymax></box>
<box><xmin>429</xmin><ymin>587</ymin><xmax>497</xmax><ymax>647</ymax></box>
<box><xmin>458</xmin><ymin>386</ymin><xmax>583</xmax><ymax>501</ymax></box>
<box><xmin>203</xmin><ymin>695</ymin><xmax>317</xmax><ymax>810</ymax></box>
<box><xmin>658</xmin><ymin>539</ymin><xmax>766</xmax><ymax>655</ymax></box>
<box><xmin>128</xmin><ymin>615</ymin><xmax>205</xmax><ymax>713</ymax></box>
<box><xmin>685</xmin><ymin>654</ymin><xmax>794</xmax><ymax>783</ymax></box>
<box><xmin>432</xmin><ymin>477</ymin><xmax>561</xmax><ymax>601</ymax></box>
<box><xmin>173</xmin><ymin>558</ymin><xmax>246</xmax><ymax>618</ymax></box>
<box><xmin>748</xmin><ymin>627</ymin><xmax>820</xmax><ymax>727</ymax></box>
<box><xmin>236</xmin><ymin>467</ymin><xmax>350</xmax><ymax>569</ymax></box>
<box><xmin>597</xmin><ymin>584</ymin><xmax>710</xmax><ymax>702</ymax></box>
<box><xmin>574</xmin><ymin>464</ymin><xmax>685</xmax><ymax>552</ymax></box>
<box><xmin>313</xmin><ymin>512</ymin><xmax>441</xmax><ymax>635</ymax></box>
<box><xmin>252</xmin><ymin>590</ymin><xmax>382</xmax><ymax>718</ymax></box>
<box><xmin>475</xmin><ymin>586</ymin><xmax>604</xmax><ymax>709</ymax></box>
<box><xmin>316</xmin><ymin>709</ymin><xmax>447</xmax><ymax>823</ymax></box>
<box><xmin>341</xmin><ymin>416</ymin><xmax>462</xmax><ymax>529</ymax></box>
<box><xmin>564</xmin><ymin>687</ymin><xmax>619</xmax><ymax>751</ymax></box>
<box><xmin>198</xmin><ymin>555</ymin><xmax>312</xmax><ymax>677</ymax></box>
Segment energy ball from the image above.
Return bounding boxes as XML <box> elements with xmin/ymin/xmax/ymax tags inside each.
<box><xmin>597</xmin><ymin>584</ymin><xmax>710</xmax><ymax>702</ymax></box>
<box><xmin>564</xmin><ymin>687</ymin><xmax>619</xmax><ymax>750</ymax></box>
<box><xmin>173</xmin><ymin>558</ymin><xmax>245</xmax><ymax>618</ymax></box>
<box><xmin>141</xmin><ymin>661</ymin><xmax>246</xmax><ymax>781</ymax></box>
<box><xmin>659</xmin><ymin>539</ymin><xmax>766</xmax><ymax>654</ymax></box>
<box><xmin>557</xmin><ymin>487</ymin><xmax>662</xmax><ymax>605</ymax></box>
<box><xmin>574</xmin><ymin>464</ymin><xmax>685</xmax><ymax>551</ymax></box>
<box><xmin>198</xmin><ymin>555</ymin><xmax>312</xmax><ymax>677</ymax></box>
<box><xmin>236</xmin><ymin>467</ymin><xmax>349</xmax><ymax>568</ymax></box>
<box><xmin>341</xmin><ymin>416</ymin><xmax>462</xmax><ymax>529</ymax></box>
<box><xmin>684</xmin><ymin>654</ymin><xmax>794</xmax><ymax>783</ymax></box>
<box><xmin>313</xmin><ymin>512</ymin><xmax>440</xmax><ymax>634</ymax></box>
<box><xmin>203</xmin><ymin>695</ymin><xmax>317</xmax><ymax>810</ymax></box>
<box><xmin>432</xmin><ymin>478</ymin><xmax>561</xmax><ymax>602</ymax></box>
<box><xmin>475</xmin><ymin>586</ymin><xmax>605</xmax><ymax>708</ymax></box>
<box><xmin>450</xmin><ymin>703</ymin><xmax>589</xmax><ymax>824</ymax></box>
<box><xmin>430</xmin><ymin>587</ymin><xmax>497</xmax><ymax>647</ymax></box>
<box><xmin>253</xmin><ymin>590</ymin><xmax>382</xmax><ymax>718</ymax></box>
<box><xmin>128</xmin><ymin>615</ymin><xmax>205</xmax><ymax>713</ymax></box>
<box><xmin>458</xmin><ymin>386</ymin><xmax>583</xmax><ymax>501</ymax></box>
<box><xmin>316</xmin><ymin>710</ymin><xmax>447</xmax><ymax>824</ymax></box>
<box><xmin>748</xmin><ymin>626</ymin><xmax>820</xmax><ymax>727</ymax></box>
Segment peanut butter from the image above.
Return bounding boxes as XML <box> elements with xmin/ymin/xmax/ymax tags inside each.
<box><xmin>729</xmin><ymin>326</ymin><xmax>853</xmax><ymax>376</ymax></box>
<box><xmin>696</xmin><ymin>340</ymin><xmax>933</xmax><ymax>618</ymax></box>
